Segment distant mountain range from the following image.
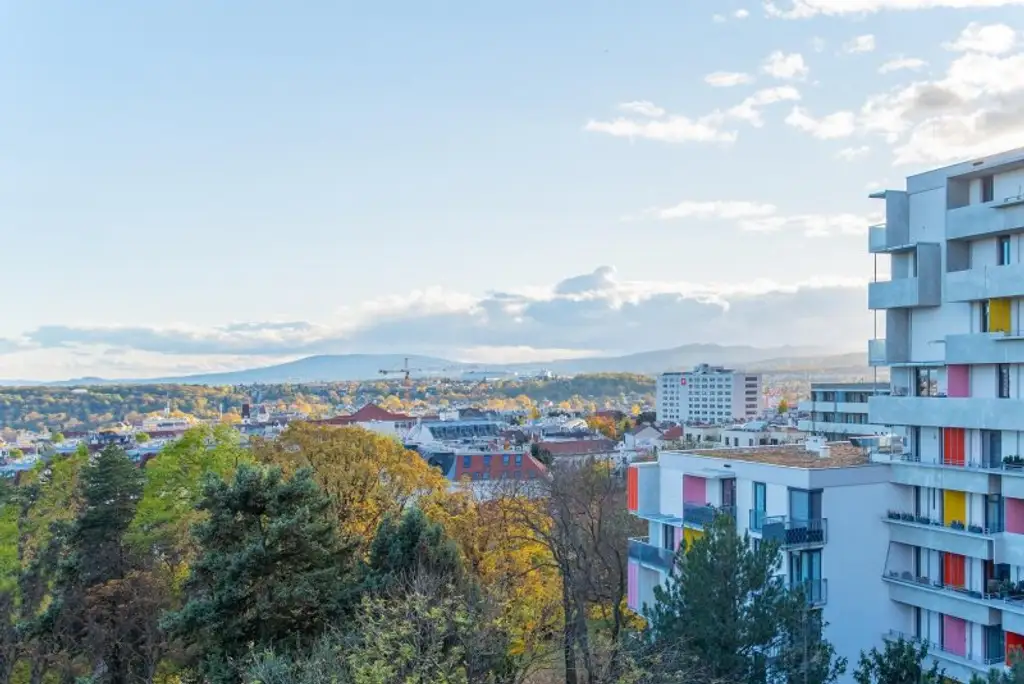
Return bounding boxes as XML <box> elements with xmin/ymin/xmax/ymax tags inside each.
<box><xmin>1</xmin><ymin>345</ymin><xmax>870</xmax><ymax>387</ymax></box>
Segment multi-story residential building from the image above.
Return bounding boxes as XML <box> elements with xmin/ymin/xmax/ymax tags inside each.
<box><xmin>656</xmin><ymin>364</ymin><xmax>763</xmax><ymax>424</ymax></box>
<box><xmin>798</xmin><ymin>382</ymin><xmax>891</xmax><ymax>441</ymax></box>
<box><xmin>625</xmin><ymin>439</ymin><xmax>896</xmax><ymax>680</ymax></box>
<box><xmin>868</xmin><ymin>147</ymin><xmax>1024</xmax><ymax>681</ymax></box>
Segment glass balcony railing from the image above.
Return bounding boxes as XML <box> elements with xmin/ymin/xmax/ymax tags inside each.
<box><xmin>749</xmin><ymin>509</ymin><xmax>767</xmax><ymax>532</ymax></box>
<box><xmin>628</xmin><ymin>537</ymin><xmax>674</xmax><ymax>574</ymax></box>
<box><xmin>683</xmin><ymin>503</ymin><xmax>735</xmax><ymax>528</ymax></box>
<box><xmin>762</xmin><ymin>516</ymin><xmax>827</xmax><ymax>548</ymax></box>
<box><xmin>791</xmin><ymin>578</ymin><xmax>828</xmax><ymax>607</ymax></box>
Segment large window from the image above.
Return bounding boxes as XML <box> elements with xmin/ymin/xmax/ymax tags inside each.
<box><xmin>999</xmin><ymin>364</ymin><xmax>1011</xmax><ymax>399</ymax></box>
<box><xmin>915</xmin><ymin>368</ymin><xmax>941</xmax><ymax>397</ymax></box>
<box><xmin>982</xmin><ymin>174</ymin><xmax>995</xmax><ymax>203</ymax></box>
<box><xmin>789</xmin><ymin>488</ymin><xmax>823</xmax><ymax>522</ymax></box>
<box><xmin>752</xmin><ymin>482</ymin><xmax>766</xmax><ymax>531</ymax></box>
<box><xmin>999</xmin><ymin>235</ymin><xmax>1012</xmax><ymax>266</ymax></box>
<box><xmin>982</xmin><ymin>300</ymin><xmax>991</xmax><ymax>332</ymax></box>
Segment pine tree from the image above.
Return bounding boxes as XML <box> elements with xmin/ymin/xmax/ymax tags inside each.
<box><xmin>645</xmin><ymin>514</ymin><xmax>847</xmax><ymax>684</ymax></box>
<box><xmin>164</xmin><ymin>464</ymin><xmax>357</xmax><ymax>684</ymax></box>
<box><xmin>854</xmin><ymin>635</ymin><xmax>943</xmax><ymax>684</ymax></box>
<box><xmin>363</xmin><ymin>507</ymin><xmax>464</xmax><ymax>594</ymax></box>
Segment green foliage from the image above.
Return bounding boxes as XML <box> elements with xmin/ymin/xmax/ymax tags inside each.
<box><xmin>363</xmin><ymin>508</ymin><xmax>463</xmax><ymax>595</ymax></box>
<box><xmin>165</xmin><ymin>464</ymin><xmax>358</xmax><ymax>683</ymax></box>
<box><xmin>646</xmin><ymin>514</ymin><xmax>847</xmax><ymax>684</ymax></box>
<box><xmin>134</xmin><ymin>432</ymin><xmax>150</xmax><ymax>443</ymax></box>
<box><xmin>853</xmin><ymin>635</ymin><xmax>943</xmax><ymax>684</ymax></box>
<box><xmin>969</xmin><ymin>651</ymin><xmax>1024</xmax><ymax>683</ymax></box>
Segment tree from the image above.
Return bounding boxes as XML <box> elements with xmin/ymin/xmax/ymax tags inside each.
<box><xmin>854</xmin><ymin>635</ymin><xmax>942</xmax><ymax>684</ymax></box>
<box><xmin>646</xmin><ymin>514</ymin><xmax>847</xmax><ymax>684</ymax></box>
<box><xmin>254</xmin><ymin>423</ymin><xmax>450</xmax><ymax>549</ymax></box>
<box><xmin>134</xmin><ymin>432</ymin><xmax>151</xmax><ymax>443</ymax></box>
<box><xmin>51</xmin><ymin>432</ymin><xmax>65</xmax><ymax>444</ymax></box>
<box><xmin>503</xmin><ymin>461</ymin><xmax>643</xmax><ymax>684</ymax></box>
<box><xmin>165</xmin><ymin>464</ymin><xmax>358</xmax><ymax>684</ymax></box>
<box><xmin>586</xmin><ymin>415</ymin><xmax>618</xmax><ymax>440</ymax></box>
<box><xmin>363</xmin><ymin>507</ymin><xmax>463</xmax><ymax>595</ymax></box>
<box><xmin>777</xmin><ymin>398</ymin><xmax>790</xmax><ymax>414</ymax></box>
<box><xmin>969</xmin><ymin>650</ymin><xmax>1024</xmax><ymax>684</ymax></box>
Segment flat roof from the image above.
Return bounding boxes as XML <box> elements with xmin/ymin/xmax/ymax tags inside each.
<box><xmin>672</xmin><ymin>442</ymin><xmax>869</xmax><ymax>469</ymax></box>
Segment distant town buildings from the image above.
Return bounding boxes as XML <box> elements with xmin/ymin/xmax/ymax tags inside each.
<box><xmin>656</xmin><ymin>364</ymin><xmax>762</xmax><ymax>424</ymax></box>
<box><xmin>797</xmin><ymin>382</ymin><xmax>891</xmax><ymax>441</ymax></box>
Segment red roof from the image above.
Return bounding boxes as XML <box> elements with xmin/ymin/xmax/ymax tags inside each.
<box><xmin>539</xmin><ymin>439</ymin><xmax>617</xmax><ymax>456</ymax></box>
<box><xmin>662</xmin><ymin>425</ymin><xmax>683</xmax><ymax>440</ymax></box>
<box><xmin>316</xmin><ymin>403</ymin><xmax>412</xmax><ymax>425</ymax></box>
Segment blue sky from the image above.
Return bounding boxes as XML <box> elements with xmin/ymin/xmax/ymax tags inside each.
<box><xmin>3</xmin><ymin>0</ymin><xmax>1024</xmax><ymax>380</ymax></box>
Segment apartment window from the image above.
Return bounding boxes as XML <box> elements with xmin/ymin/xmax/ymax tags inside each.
<box><xmin>789</xmin><ymin>488</ymin><xmax>823</xmax><ymax>522</ymax></box>
<box><xmin>752</xmin><ymin>482</ymin><xmax>767</xmax><ymax>531</ymax></box>
<box><xmin>982</xmin><ymin>300</ymin><xmax>991</xmax><ymax>332</ymax></box>
<box><xmin>515</xmin><ymin>453</ymin><xmax>522</xmax><ymax>466</ymax></box>
<box><xmin>999</xmin><ymin>235</ymin><xmax>1012</xmax><ymax>266</ymax></box>
<box><xmin>982</xmin><ymin>430</ymin><xmax>1002</xmax><ymax>468</ymax></box>
<box><xmin>915</xmin><ymin>368</ymin><xmax>940</xmax><ymax>397</ymax></box>
<box><xmin>987</xmin><ymin>495</ymin><xmax>1004</xmax><ymax>533</ymax></box>
<box><xmin>662</xmin><ymin>524</ymin><xmax>675</xmax><ymax>550</ymax></box>
<box><xmin>982</xmin><ymin>174</ymin><xmax>995</xmax><ymax>203</ymax></box>
<box><xmin>502</xmin><ymin>454</ymin><xmax>510</xmax><ymax>466</ymax></box>
<box><xmin>999</xmin><ymin>364</ymin><xmax>1011</xmax><ymax>398</ymax></box>
<box><xmin>463</xmin><ymin>455</ymin><xmax>472</xmax><ymax>469</ymax></box>
<box><xmin>484</xmin><ymin>455</ymin><xmax>492</xmax><ymax>468</ymax></box>
<box><xmin>722</xmin><ymin>478</ymin><xmax>737</xmax><ymax>509</ymax></box>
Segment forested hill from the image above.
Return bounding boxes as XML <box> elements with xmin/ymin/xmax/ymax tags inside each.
<box><xmin>0</xmin><ymin>373</ymin><xmax>655</xmax><ymax>431</ymax></box>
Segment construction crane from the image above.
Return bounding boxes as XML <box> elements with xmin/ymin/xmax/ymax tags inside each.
<box><xmin>379</xmin><ymin>357</ymin><xmax>426</xmax><ymax>406</ymax></box>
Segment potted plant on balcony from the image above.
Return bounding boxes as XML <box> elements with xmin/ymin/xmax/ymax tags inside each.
<box><xmin>900</xmin><ymin>512</ymin><xmax>915</xmax><ymax>522</ymax></box>
<box><xmin>950</xmin><ymin>520</ymin><xmax>965</xmax><ymax>531</ymax></box>
<box><xmin>887</xmin><ymin>510</ymin><xmax>901</xmax><ymax>520</ymax></box>
<box><xmin>968</xmin><ymin>523</ymin><xmax>984</xmax><ymax>534</ymax></box>
<box><xmin>1004</xmin><ymin>455</ymin><xmax>1024</xmax><ymax>470</ymax></box>
<box><xmin>915</xmin><ymin>515</ymin><xmax>930</xmax><ymax>525</ymax></box>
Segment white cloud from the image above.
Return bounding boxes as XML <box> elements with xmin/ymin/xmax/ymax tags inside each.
<box><xmin>586</xmin><ymin>87</ymin><xmax>799</xmax><ymax>143</ymax></box>
<box><xmin>0</xmin><ymin>266</ymin><xmax>874</xmax><ymax>379</ymax></box>
<box><xmin>878</xmin><ymin>56</ymin><xmax>927</xmax><ymax>73</ymax></box>
<box><xmin>785</xmin><ymin>107</ymin><xmax>857</xmax><ymax>139</ymax></box>
<box><xmin>837</xmin><ymin>145</ymin><xmax>871</xmax><ymax>160</ymax></box>
<box><xmin>727</xmin><ymin>86</ymin><xmax>802</xmax><ymax>126</ymax></box>
<box><xmin>652</xmin><ymin>201</ymin><xmax>778</xmax><ymax>220</ymax></box>
<box><xmin>811</xmin><ymin>37</ymin><xmax>826</xmax><ymax>53</ymax></box>
<box><xmin>734</xmin><ymin>8</ymin><xmax>751</xmax><ymax>18</ymax></box>
<box><xmin>944</xmin><ymin>22</ymin><xmax>1017</xmax><ymax>55</ymax></box>
<box><xmin>584</xmin><ymin>113</ymin><xmax>737</xmax><ymax>144</ymax></box>
<box><xmin>618</xmin><ymin>101</ymin><xmax>666</xmax><ymax>117</ymax></box>
<box><xmin>705</xmin><ymin>71</ymin><xmax>755</xmax><ymax>87</ymax></box>
<box><xmin>713</xmin><ymin>13</ymin><xmax>727</xmax><ymax>22</ymax></box>
<box><xmin>647</xmin><ymin>198</ymin><xmax>875</xmax><ymax>237</ymax></box>
<box><xmin>762</xmin><ymin>51</ymin><xmax>809</xmax><ymax>80</ymax></box>
<box><xmin>844</xmin><ymin>35</ymin><xmax>877</xmax><ymax>54</ymax></box>
<box><xmin>765</xmin><ymin>0</ymin><xmax>1024</xmax><ymax>19</ymax></box>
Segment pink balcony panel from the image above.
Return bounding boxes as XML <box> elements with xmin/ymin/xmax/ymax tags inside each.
<box><xmin>948</xmin><ymin>365</ymin><xmax>970</xmax><ymax>398</ymax></box>
<box><xmin>683</xmin><ymin>475</ymin><xmax>707</xmax><ymax>505</ymax></box>
<box><xmin>627</xmin><ymin>560</ymin><xmax>640</xmax><ymax>612</ymax></box>
<box><xmin>1007</xmin><ymin>498</ymin><xmax>1024</xmax><ymax>534</ymax></box>
<box><xmin>943</xmin><ymin>615</ymin><xmax>967</xmax><ymax>657</ymax></box>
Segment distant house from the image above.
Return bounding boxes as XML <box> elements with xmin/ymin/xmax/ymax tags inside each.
<box><xmin>538</xmin><ymin>438</ymin><xmax>618</xmax><ymax>463</ymax></box>
<box><xmin>313</xmin><ymin>404</ymin><xmax>415</xmax><ymax>437</ymax></box>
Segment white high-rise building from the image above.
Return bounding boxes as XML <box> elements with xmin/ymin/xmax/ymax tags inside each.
<box><xmin>656</xmin><ymin>364</ymin><xmax>762</xmax><ymax>424</ymax></box>
<box><xmin>866</xmin><ymin>146</ymin><xmax>1024</xmax><ymax>681</ymax></box>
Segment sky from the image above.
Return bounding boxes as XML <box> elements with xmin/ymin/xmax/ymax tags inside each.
<box><xmin>3</xmin><ymin>0</ymin><xmax>1024</xmax><ymax>381</ymax></box>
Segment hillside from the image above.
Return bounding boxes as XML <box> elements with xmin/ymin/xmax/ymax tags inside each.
<box><xmin>1</xmin><ymin>344</ymin><xmax>866</xmax><ymax>386</ymax></box>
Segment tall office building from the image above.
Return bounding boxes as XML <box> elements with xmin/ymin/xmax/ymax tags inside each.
<box><xmin>656</xmin><ymin>364</ymin><xmax>762</xmax><ymax>424</ymax></box>
<box><xmin>868</xmin><ymin>147</ymin><xmax>1024</xmax><ymax>681</ymax></box>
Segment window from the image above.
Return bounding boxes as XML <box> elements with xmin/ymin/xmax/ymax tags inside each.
<box><xmin>752</xmin><ymin>482</ymin><xmax>766</xmax><ymax>531</ymax></box>
<box><xmin>915</xmin><ymin>368</ymin><xmax>940</xmax><ymax>397</ymax></box>
<box><xmin>463</xmin><ymin>455</ymin><xmax>472</xmax><ymax>469</ymax></box>
<box><xmin>662</xmin><ymin>524</ymin><xmax>675</xmax><ymax>550</ymax></box>
<box><xmin>502</xmin><ymin>454</ymin><xmax>510</xmax><ymax>466</ymax></box>
<box><xmin>483</xmin><ymin>455</ymin><xmax>492</xmax><ymax>468</ymax></box>
<box><xmin>982</xmin><ymin>300</ymin><xmax>991</xmax><ymax>332</ymax></box>
<box><xmin>515</xmin><ymin>453</ymin><xmax>522</xmax><ymax>466</ymax></box>
<box><xmin>987</xmin><ymin>495</ymin><xmax>1004</xmax><ymax>533</ymax></box>
<box><xmin>789</xmin><ymin>488</ymin><xmax>823</xmax><ymax>522</ymax></box>
<box><xmin>982</xmin><ymin>174</ymin><xmax>995</xmax><ymax>203</ymax></box>
<box><xmin>999</xmin><ymin>364</ymin><xmax>1011</xmax><ymax>398</ymax></box>
<box><xmin>999</xmin><ymin>235</ymin><xmax>1012</xmax><ymax>266</ymax></box>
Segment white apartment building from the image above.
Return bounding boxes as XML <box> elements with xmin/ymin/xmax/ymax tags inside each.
<box><xmin>798</xmin><ymin>382</ymin><xmax>892</xmax><ymax>441</ymax></box>
<box><xmin>868</xmin><ymin>147</ymin><xmax>1024</xmax><ymax>681</ymax></box>
<box><xmin>656</xmin><ymin>364</ymin><xmax>763</xmax><ymax>424</ymax></box>
<box><xmin>626</xmin><ymin>440</ymin><xmax>897</xmax><ymax>682</ymax></box>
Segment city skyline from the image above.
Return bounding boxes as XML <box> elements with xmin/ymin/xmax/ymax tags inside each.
<box><xmin>3</xmin><ymin>1</ymin><xmax>1023</xmax><ymax>380</ymax></box>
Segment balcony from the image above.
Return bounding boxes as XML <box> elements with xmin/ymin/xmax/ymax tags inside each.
<box><xmin>761</xmin><ymin>516</ymin><xmax>827</xmax><ymax>549</ymax></box>
<box><xmin>946</xmin><ymin>262</ymin><xmax>1024</xmax><ymax>302</ymax></box>
<box><xmin>791</xmin><ymin>578</ymin><xmax>828</xmax><ymax>607</ymax></box>
<box><xmin>884</xmin><ymin>630</ymin><xmax>1003</xmax><ymax>682</ymax></box>
<box><xmin>946</xmin><ymin>332</ymin><xmax>1024</xmax><ymax>365</ymax></box>
<box><xmin>869</xmin><ymin>223</ymin><xmax>916</xmax><ymax>254</ymax></box>
<box><xmin>628</xmin><ymin>537</ymin><xmax>674</xmax><ymax>574</ymax></box>
<box><xmin>882</xmin><ymin>571</ymin><xmax>1001</xmax><ymax>625</ymax></box>
<box><xmin>869</xmin><ymin>395</ymin><xmax>1024</xmax><ymax>431</ymax></box>
<box><xmin>683</xmin><ymin>503</ymin><xmax>735</xmax><ymax>529</ymax></box>
<box><xmin>869</xmin><ymin>276</ymin><xmax>941</xmax><ymax>309</ymax></box>
<box><xmin>947</xmin><ymin>198</ymin><xmax>1024</xmax><ymax>242</ymax></box>
<box><xmin>883</xmin><ymin>511</ymin><xmax>997</xmax><ymax>559</ymax></box>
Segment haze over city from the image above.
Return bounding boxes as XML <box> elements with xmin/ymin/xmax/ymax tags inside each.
<box><xmin>4</xmin><ymin>0</ymin><xmax>1023</xmax><ymax>380</ymax></box>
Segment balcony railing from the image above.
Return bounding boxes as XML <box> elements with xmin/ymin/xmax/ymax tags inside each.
<box><xmin>628</xmin><ymin>537</ymin><xmax>674</xmax><ymax>573</ymax></box>
<box><xmin>884</xmin><ymin>510</ymin><xmax>1004</xmax><ymax>535</ymax></box>
<box><xmin>885</xmin><ymin>630</ymin><xmax>1004</xmax><ymax>669</ymax></box>
<box><xmin>791</xmin><ymin>578</ymin><xmax>828</xmax><ymax>607</ymax></box>
<box><xmin>761</xmin><ymin>516</ymin><xmax>827</xmax><ymax>548</ymax></box>
<box><xmin>683</xmin><ymin>503</ymin><xmax>736</xmax><ymax>528</ymax></box>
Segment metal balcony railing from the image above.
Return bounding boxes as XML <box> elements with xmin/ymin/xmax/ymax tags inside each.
<box><xmin>761</xmin><ymin>516</ymin><xmax>827</xmax><ymax>548</ymax></box>
<box><xmin>628</xmin><ymin>537</ymin><xmax>674</xmax><ymax>573</ymax></box>
<box><xmin>683</xmin><ymin>503</ymin><xmax>736</xmax><ymax>528</ymax></box>
<box><xmin>791</xmin><ymin>578</ymin><xmax>828</xmax><ymax>607</ymax></box>
<box><xmin>885</xmin><ymin>630</ymin><xmax>1004</xmax><ymax>667</ymax></box>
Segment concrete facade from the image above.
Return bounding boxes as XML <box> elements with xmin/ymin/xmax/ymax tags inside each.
<box><xmin>656</xmin><ymin>364</ymin><xmax>762</xmax><ymax>424</ymax></box>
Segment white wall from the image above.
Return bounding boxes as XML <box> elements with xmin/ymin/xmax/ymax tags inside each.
<box><xmin>823</xmin><ymin>481</ymin><xmax>905</xmax><ymax>677</ymax></box>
